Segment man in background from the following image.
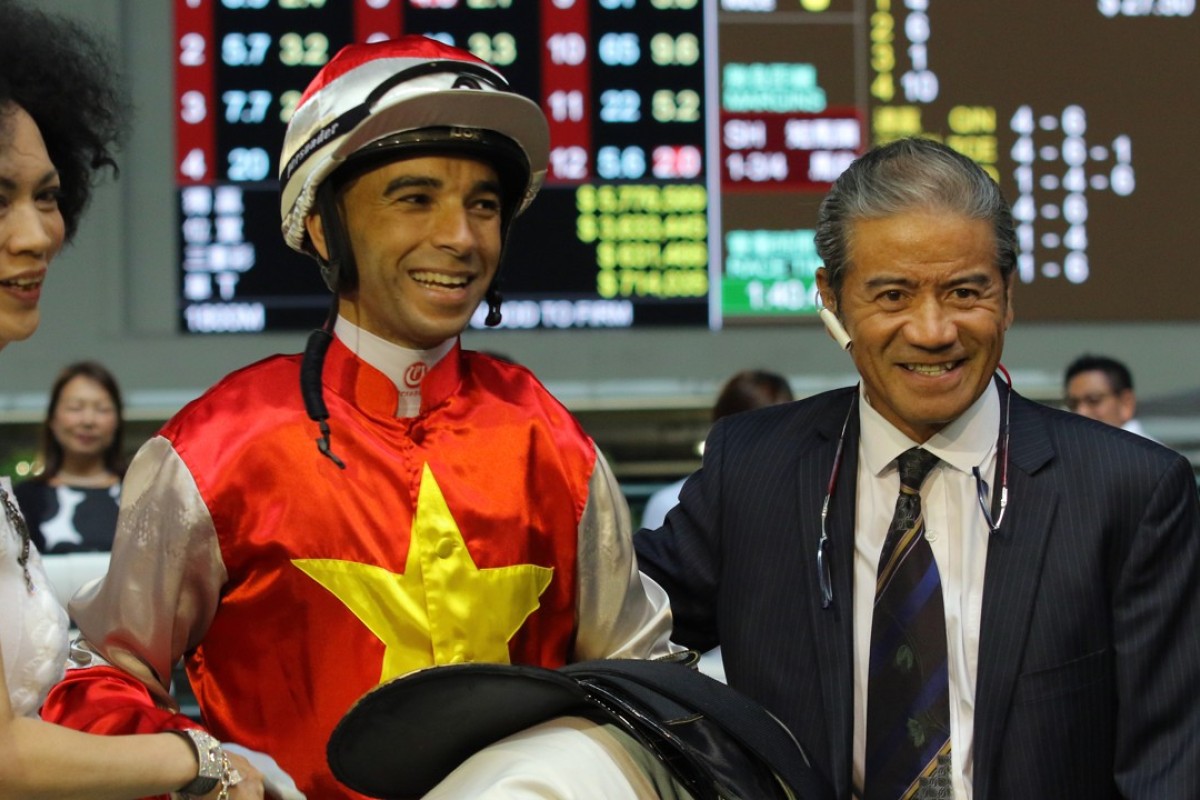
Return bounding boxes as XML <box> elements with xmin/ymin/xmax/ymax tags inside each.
<box><xmin>1064</xmin><ymin>353</ymin><xmax>1157</xmax><ymax>440</ymax></box>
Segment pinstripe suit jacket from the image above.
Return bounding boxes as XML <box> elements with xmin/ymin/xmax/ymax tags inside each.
<box><xmin>634</xmin><ymin>383</ymin><xmax>1200</xmax><ymax>799</ymax></box>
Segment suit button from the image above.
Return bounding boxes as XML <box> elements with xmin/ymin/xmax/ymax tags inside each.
<box><xmin>436</xmin><ymin>538</ymin><xmax>456</xmax><ymax>558</ymax></box>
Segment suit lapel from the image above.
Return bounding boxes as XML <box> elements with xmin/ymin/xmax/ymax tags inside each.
<box><xmin>801</xmin><ymin>391</ymin><xmax>860</xmax><ymax>797</ymax></box>
<box><xmin>973</xmin><ymin>390</ymin><xmax>1057</xmax><ymax>800</ymax></box>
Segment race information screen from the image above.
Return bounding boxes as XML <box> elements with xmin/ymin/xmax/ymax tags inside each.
<box><xmin>174</xmin><ymin>0</ymin><xmax>1198</xmax><ymax>333</ymax></box>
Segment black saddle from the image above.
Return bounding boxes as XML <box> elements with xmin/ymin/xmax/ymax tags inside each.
<box><xmin>327</xmin><ymin>652</ymin><xmax>833</xmax><ymax>800</ymax></box>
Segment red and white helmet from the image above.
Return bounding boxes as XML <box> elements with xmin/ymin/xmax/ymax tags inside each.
<box><xmin>279</xmin><ymin>35</ymin><xmax>550</xmax><ymax>256</ymax></box>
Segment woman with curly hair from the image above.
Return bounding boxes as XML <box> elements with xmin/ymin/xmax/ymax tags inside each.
<box><xmin>0</xmin><ymin>2</ymin><xmax>266</xmax><ymax>797</ymax></box>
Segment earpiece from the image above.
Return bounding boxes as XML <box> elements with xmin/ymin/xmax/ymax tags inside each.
<box><xmin>818</xmin><ymin>306</ymin><xmax>852</xmax><ymax>351</ymax></box>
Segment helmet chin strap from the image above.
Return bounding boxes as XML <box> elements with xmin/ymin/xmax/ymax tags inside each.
<box><xmin>297</xmin><ymin>183</ymin><xmax>352</xmax><ymax>468</ymax></box>
<box><xmin>300</xmin><ymin>262</ymin><xmax>348</xmax><ymax>469</ymax></box>
<box><xmin>485</xmin><ymin>285</ymin><xmax>502</xmax><ymax>326</ymax></box>
<box><xmin>301</xmin><ymin>302</ymin><xmax>347</xmax><ymax>469</ymax></box>
<box><xmin>484</xmin><ymin>228</ymin><xmax>517</xmax><ymax>327</ymax></box>
<box><xmin>314</xmin><ymin>181</ymin><xmax>357</xmax><ymax>293</ymax></box>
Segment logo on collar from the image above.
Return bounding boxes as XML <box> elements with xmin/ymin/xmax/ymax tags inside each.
<box><xmin>404</xmin><ymin>362</ymin><xmax>428</xmax><ymax>388</ymax></box>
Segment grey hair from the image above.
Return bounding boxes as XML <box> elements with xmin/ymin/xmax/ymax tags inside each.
<box><xmin>814</xmin><ymin>137</ymin><xmax>1016</xmax><ymax>300</ymax></box>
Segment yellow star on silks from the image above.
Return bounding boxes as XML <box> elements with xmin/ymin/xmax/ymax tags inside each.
<box><xmin>293</xmin><ymin>464</ymin><xmax>553</xmax><ymax>682</ymax></box>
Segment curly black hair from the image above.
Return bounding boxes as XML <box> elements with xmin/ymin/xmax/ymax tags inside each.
<box><xmin>0</xmin><ymin>0</ymin><xmax>128</xmax><ymax>241</ymax></box>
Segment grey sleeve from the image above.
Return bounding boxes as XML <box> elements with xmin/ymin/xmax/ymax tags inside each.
<box><xmin>572</xmin><ymin>446</ymin><xmax>680</xmax><ymax>662</ymax></box>
<box><xmin>68</xmin><ymin>436</ymin><xmax>225</xmax><ymax>707</ymax></box>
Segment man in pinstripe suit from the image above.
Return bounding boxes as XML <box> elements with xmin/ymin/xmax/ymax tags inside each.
<box><xmin>635</xmin><ymin>137</ymin><xmax>1200</xmax><ymax>799</ymax></box>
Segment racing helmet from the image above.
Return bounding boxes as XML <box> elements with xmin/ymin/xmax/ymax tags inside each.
<box><xmin>279</xmin><ymin>35</ymin><xmax>550</xmax><ymax>300</ymax></box>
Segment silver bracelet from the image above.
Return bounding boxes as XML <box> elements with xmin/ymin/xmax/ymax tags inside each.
<box><xmin>172</xmin><ymin>728</ymin><xmax>226</xmax><ymax>797</ymax></box>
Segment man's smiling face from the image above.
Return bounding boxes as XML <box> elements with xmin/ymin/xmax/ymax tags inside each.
<box><xmin>818</xmin><ymin>209</ymin><xmax>1013</xmax><ymax>443</ymax></box>
<box><xmin>307</xmin><ymin>154</ymin><xmax>503</xmax><ymax>350</ymax></box>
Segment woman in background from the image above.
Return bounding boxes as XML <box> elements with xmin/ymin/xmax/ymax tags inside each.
<box><xmin>0</xmin><ymin>1</ymin><xmax>263</xmax><ymax>797</ymax></box>
<box><xmin>639</xmin><ymin>369</ymin><xmax>794</xmax><ymax>530</ymax></box>
<box><xmin>16</xmin><ymin>361</ymin><xmax>125</xmax><ymax>554</ymax></box>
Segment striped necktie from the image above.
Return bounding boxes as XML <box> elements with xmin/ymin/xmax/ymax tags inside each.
<box><xmin>865</xmin><ymin>447</ymin><xmax>952</xmax><ymax>799</ymax></box>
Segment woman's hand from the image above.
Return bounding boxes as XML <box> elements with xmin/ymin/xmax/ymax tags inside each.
<box><xmin>201</xmin><ymin>749</ymin><xmax>265</xmax><ymax>799</ymax></box>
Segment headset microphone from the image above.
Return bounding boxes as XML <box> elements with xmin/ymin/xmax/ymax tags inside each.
<box><xmin>818</xmin><ymin>306</ymin><xmax>852</xmax><ymax>351</ymax></box>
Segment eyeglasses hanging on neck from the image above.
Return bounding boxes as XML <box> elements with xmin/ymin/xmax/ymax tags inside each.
<box><xmin>816</xmin><ymin>366</ymin><xmax>1013</xmax><ymax>609</ymax></box>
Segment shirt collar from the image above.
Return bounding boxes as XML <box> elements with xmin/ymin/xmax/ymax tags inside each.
<box><xmin>333</xmin><ymin>316</ymin><xmax>455</xmax><ymax>417</ymax></box>
<box><xmin>859</xmin><ymin>379</ymin><xmax>1000</xmax><ymax>478</ymax></box>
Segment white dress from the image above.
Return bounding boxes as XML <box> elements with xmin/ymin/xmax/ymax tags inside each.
<box><xmin>0</xmin><ymin>477</ymin><xmax>69</xmax><ymax>717</ymax></box>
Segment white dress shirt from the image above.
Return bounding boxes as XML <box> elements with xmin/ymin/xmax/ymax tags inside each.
<box><xmin>1121</xmin><ymin>417</ymin><xmax>1163</xmax><ymax>444</ymax></box>
<box><xmin>851</xmin><ymin>382</ymin><xmax>1001</xmax><ymax>799</ymax></box>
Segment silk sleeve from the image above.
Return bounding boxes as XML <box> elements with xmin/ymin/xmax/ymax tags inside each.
<box><xmin>572</xmin><ymin>445</ymin><xmax>678</xmax><ymax>661</ymax></box>
<box><xmin>42</xmin><ymin>436</ymin><xmax>225</xmax><ymax>730</ymax></box>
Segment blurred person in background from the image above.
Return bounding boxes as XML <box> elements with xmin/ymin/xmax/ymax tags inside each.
<box><xmin>639</xmin><ymin>369</ymin><xmax>793</xmax><ymax>683</ymax></box>
<box><xmin>640</xmin><ymin>368</ymin><xmax>794</xmax><ymax>531</ymax></box>
<box><xmin>1063</xmin><ymin>353</ymin><xmax>1159</xmax><ymax>441</ymax></box>
<box><xmin>16</xmin><ymin>360</ymin><xmax>126</xmax><ymax>554</ymax></box>
<box><xmin>0</xmin><ymin>1</ymin><xmax>263</xmax><ymax>797</ymax></box>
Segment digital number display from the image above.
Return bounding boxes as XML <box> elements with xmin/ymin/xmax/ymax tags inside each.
<box><xmin>175</xmin><ymin>0</ymin><xmax>1199</xmax><ymax>333</ymax></box>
